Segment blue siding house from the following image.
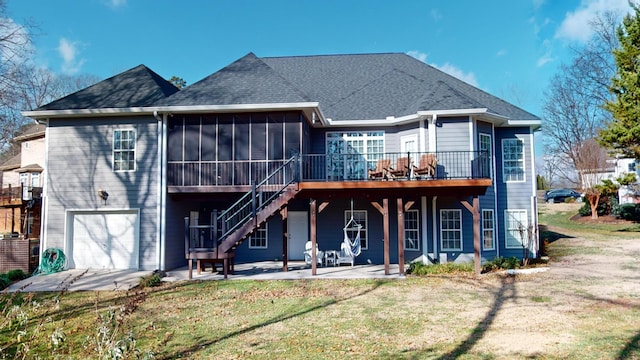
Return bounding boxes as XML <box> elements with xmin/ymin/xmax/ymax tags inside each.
<box><xmin>23</xmin><ymin>52</ymin><xmax>541</xmax><ymax>276</ymax></box>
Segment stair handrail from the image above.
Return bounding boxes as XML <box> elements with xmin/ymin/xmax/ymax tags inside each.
<box><xmin>216</xmin><ymin>155</ymin><xmax>299</xmax><ymax>243</ymax></box>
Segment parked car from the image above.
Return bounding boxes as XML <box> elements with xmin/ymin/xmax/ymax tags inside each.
<box><xmin>545</xmin><ymin>189</ymin><xmax>582</xmax><ymax>203</ymax></box>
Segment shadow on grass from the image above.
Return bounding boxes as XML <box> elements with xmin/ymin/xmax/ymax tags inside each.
<box><xmin>155</xmin><ymin>279</ymin><xmax>388</xmax><ymax>360</ymax></box>
<box><xmin>618</xmin><ymin>331</ymin><xmax>640</xmax><ymax>359</ymax></box>
<box><xmin>539</xmin><ymin>224</ymin><xmax>574</xmax><ymax>244</ymax></box>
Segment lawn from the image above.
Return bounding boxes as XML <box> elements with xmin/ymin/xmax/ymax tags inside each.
<box><xmin>2</xmin><ymin>203</ymin><xmax>640</xmax><ymax>359</ymax></box>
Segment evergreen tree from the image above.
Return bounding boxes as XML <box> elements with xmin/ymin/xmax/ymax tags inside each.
<box><xmin>601</xmin><ymin>4</ymin><xmax>640</xmax><ymax>158</ymax></box>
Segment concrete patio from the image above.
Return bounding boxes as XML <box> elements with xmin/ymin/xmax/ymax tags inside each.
<box><xmin>4</xmin><ymin>261</ymin><xmax>405</xmax><ymax>292</ymax></box>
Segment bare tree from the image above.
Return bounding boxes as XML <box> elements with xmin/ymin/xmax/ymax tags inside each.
<box><xmin>542</xmin><ymin>11</ymin><xmax>620</xmax><ymax>189</ymax></box>
<box><xmin>576</xmin><ymin>139</ymin><xmax>612</xmax><ymax>219</ymax></box>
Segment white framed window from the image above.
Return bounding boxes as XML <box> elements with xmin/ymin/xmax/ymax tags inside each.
<box><xmin>404</xmin><ymin>209</ymin><xmax>420</xmax><ymax>250</ymax></box>
<box><xmin>249</xmin><ymin>225</ymin><xmax>268</xmax><ymax>249</ymax></box>
<box><xmin>326</xmin><ymin>131</ymin><xmax>384</xmax><ymax>180</ymax></box>
<box><xmin>482</xmin><ymin>209</ymin><xmax>495</xmax><ymax>250</ymax></box>
<box><xmin>440</xmin><ymin>209</ymin><xmax>462</xmax><ymax>251</ymax></box>
<box><xmin>113</xmin><ymin>129</ymin><xmax>136</xmax><ymax>171</ymax></box>
<box><xmin>344</xmin><ymin>209</ymin><xmax>368</xmax><ymax>249</ymax></box>
<box><xmin>480</xmin><ymin>133</ymin><xmax>492</xmax><ymax>177</ymax></box>
<box><xmin>502</xmin><ymin>138</ymin><xmax>524</xmax><ymax>182</ymax></box>
<box><xmin>505</xmin><ymin>209</ymin><xmax>528</xmax><ymax>248</ymax></box>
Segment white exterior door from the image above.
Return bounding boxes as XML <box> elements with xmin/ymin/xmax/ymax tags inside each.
<box><xmin>67</xmin><ymin>210</ymin><xmax>139</xmax><ymax>269</ymax></box>
<box><xmin>287</xmin><ymin>211</ymin><xmax>308</xmax><ymax>260</ymax></box>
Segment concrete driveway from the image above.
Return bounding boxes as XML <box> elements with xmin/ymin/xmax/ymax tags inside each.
<box><xmin>4</xmin><ymin>262</ymin><xmax>405</xmax><ymax>292</ymax></box>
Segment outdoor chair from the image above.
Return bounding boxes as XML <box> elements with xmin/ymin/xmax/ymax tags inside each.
<box><xmin>412</xmin><ymin>154</ymin><xmax>437</xmax><ymax>179</ymax></box>
<box><xmin>337</xmin><ymin>241</ymin><xmax>355</xmax><ymax>266</ymax></box>
<box><xmin>368</xmin><ymin>159</ymin><xmax>391</xmax><ymax>180</ymax></box>
<box><xmin>388</xmin><ymin>157</ymin><xmax>410</xmax><ymax>179</ymax></box>
<box><xmin>304</xmin><ymin>241</ymin><xmax>324</xmax><ymax>266</ymax></box>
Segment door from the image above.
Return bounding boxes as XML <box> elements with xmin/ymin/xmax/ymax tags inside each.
<box><xmin>68</xmin><ymin>210</ymin><xmax>139</xmax><ymax>269</ymax></box>
<box><xmin>287</xmin><ymin>211</ymin><xmax>308</xmax><ymax>260</ymax></box>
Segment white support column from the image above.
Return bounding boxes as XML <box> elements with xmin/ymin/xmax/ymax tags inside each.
<box><xmin>428</xmin><ymin>115</ymin><xmax>437</xmax><ymax>152</ymax></box>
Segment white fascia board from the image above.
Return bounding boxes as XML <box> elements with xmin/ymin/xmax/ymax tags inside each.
<box><xmin>417</xmin><ymin>108</ymin><xmax>489</xmax><ymax>117</ymax></box>
<box><xmin>326</xmin><ymin>113</ymin><xmax>423</xmax><ymax>126</ymax></box>
<box><xmin>22</xmin><ymin>102</ymin><xmax>321</xmax><ymax>119</ymax></box>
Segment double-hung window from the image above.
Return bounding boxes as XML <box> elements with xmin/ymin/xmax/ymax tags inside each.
<box><xmin>502</xmin><ymin>138</ymin><xmax>524</xmax><ymax>182</ymax></box>
<box><xmin>326</xmin><ymin>132</ymin><xmax>384</xmax><ymax>180</ymax></box>
<box><xmin>404</xmin><ymin>209</ymin><xmax>420</xmax><ymax>250</ymax></box>
<box><xmin>249</xmin><ymin>225</ymin><xmax>268</xmax><ymax>249</ymax></box>
<box><xmin>505</xmin><ymin>210</ymin><xmax>528</xmax><ymax>248</ymax></box>
<box><xmin>440</xmin><ymin>209</ymin><xmax>462</xmax><ymax>251</ymax></box>
<box><xmin>113</xmin><ymin>129</ymin><xmax>136</xmax><ymax>171</ymax></box>
<box><xmin>482</xmin><ymin>209</ymin><xmax>495</xmax><ymax>250</ymax></box>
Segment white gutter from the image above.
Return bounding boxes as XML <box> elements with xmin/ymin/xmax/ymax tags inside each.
<box><xmin>39</xmin><ymin>119</ymin><xmax>50</xmax><ymax>263</ymax></box>
<box><xmin>22</xmin><ymin>102</ymin><xmax>322</xmax><ymax>119</ymax></box>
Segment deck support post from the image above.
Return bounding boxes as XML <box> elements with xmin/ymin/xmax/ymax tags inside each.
<box><xmin>281</xmin><ymin>207</ymin><xmax>288</xmax><ymax>271</ymax></box>
<box><xmin>371</xmin><ymin>199</ymin><xmax>390</xmax><ymax>275</ymax></box>
<box><xmin>461</xmin><ymin>195</ymin><xmax>481</xmax><ymax>275</ymax></box>
<box><xmin>397</xmin><ymin>198</ymin><xmax>405</xmax><ymax>275</ymax></box>
<box><xmin>310</xmin><ymin>198</ymin><xmax>317</xmax><ymax>276</ymax></box>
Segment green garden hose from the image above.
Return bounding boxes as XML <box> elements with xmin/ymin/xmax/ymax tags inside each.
<box><xmin>33</xmin><ymin>248</ymin><xmax>66</xmax><ymax>275</ymax></box>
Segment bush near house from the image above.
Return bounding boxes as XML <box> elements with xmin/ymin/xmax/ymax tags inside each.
<box><xmin>613</xmin><ymin>203</ymin><xmax>640</xmax><ymax>221</ymax></box>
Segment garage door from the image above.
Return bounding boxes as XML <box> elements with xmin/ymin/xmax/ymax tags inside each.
<box><xmin>68</xmin><ymin>210</ymin><xmax>139</xmax><ymax>269</ymax></box>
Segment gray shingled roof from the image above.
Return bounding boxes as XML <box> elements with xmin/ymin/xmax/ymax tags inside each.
<box><xmin>36</xmin><ymin>65</ymin><xmax>179</xmax><ymax>110</ymax></box>
<box><xmin>159</xmin><ymin>53</ymin><xmax>310</xmax><ymax>106</ymax></box>
<box><xmin>160</xmin><ymin>52</ymin><xmax>538</xmax><ymax>121</ymax></box>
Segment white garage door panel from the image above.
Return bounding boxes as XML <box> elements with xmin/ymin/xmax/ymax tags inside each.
<box><xmin>71</xmin><ymin>211</ymin><xmax>139</xmax><ymax>269</ymax></box>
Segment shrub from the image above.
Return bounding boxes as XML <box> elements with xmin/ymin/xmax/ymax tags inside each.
<box><xmin>139</xmin><ymin>271</ymin><xmax>165</xmax><ymax>288</ymax></box>
<box><xmin>613</xmin><ymin>203</ymin><xmax>640</xmax><ymax>221</ymax></box>
<box><xmin>579</xmin><ymin>196</ymin><xmax>618</xmax><ymax>217</ymax></box>
<box><xmin>0</xmin><ymin>275</ymin><xmax>9</xmax><ymax>290</ymax></box>
<box><xmin>6</xmin><ymin>269</ymin><xmax>28</xmax><ymax>282</ymax></box>
<box><xmin>482</xmin><ymin>256</ymin><xmax>521</xmax><ymax>273</ymax></box>
<box><xmin>407</xmin><ymin>261</ymin><xmax>473</xmax><ymax>275</ymax></box>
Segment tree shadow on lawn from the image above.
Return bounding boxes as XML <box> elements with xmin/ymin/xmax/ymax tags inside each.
<box><xmin>539</xmin><ymin>224</ymin><xmax>574</xmax><ymax>244</ymax></box>
<box><xmin>155</xmin><ymin>279</ymin><xmax>387</xmax><ymax>359</ymax></box>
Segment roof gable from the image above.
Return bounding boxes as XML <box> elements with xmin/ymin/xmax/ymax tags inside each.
<box><xmin>36</xmin><ymin>65</ymin><xmax>179</xmax><ymax>110</ymax></box>
<box><xmin>159</xmin><ymin>53</ymin><xmax>309</xmax><ymax>106</ymax></box>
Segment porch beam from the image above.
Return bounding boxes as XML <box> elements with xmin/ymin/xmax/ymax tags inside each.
<box><xmin>310</xmin><ymin>198</ymin><xmax>317</xmax><ymax>276</ymax></box>
<box><xmin>318</xmin><ymin>201</ymin><xmax>330</xmax><ymax>213</ymax></box>
<box><xmin>461</xmin><ymin>196</ymin><xmax>481</xmax><ymax>275</ymax></box>
<box><xmin>397</xmin><ymin>198</ymin><xmax>405</xmax><ymax>274</ymax></box>
<box><xmin>281</xmin><ymin>207</ymin><xmax>288</xmax><ymax>272</ymax></box>
<box><xmin>371</xmin><ymin>199</ymin><xmax>390</xmax><ymax>275</ymax></box>
<box><xmin>404</xmin><ymin>201</ymin><xmax>415</xmax><ymax>212</ymax></box>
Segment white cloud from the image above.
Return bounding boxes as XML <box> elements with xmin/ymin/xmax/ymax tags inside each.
<box><xmin>430</xmin><ymin>9</ymin><xmax>442</xmax><ymax>22</ymax></box>
<box><xmin>537</xmin><ymin>39</ymin><xmax>554</xmax><ymax>67</ymax></box>
<box><xmin>555</xmin><ymin>0</ymin><xmax>632</xmax><ymax>43</ymax></box>
<box><xmin>496</xmin><ymin>49</ymin><xmax>508</xmax><ymax>57</ymax></box>
<box><xmin>105</xmin><ymin>0</ymin><xmax>127</xmax><ymax>8</ymax></box>
<box><xmin>533</xmin><ymin>0</ymin><xmax>546</xmax><ymax>10</ymax></box>
<box><xmin>407</xmin><ymin>50</ymin><xmax>427</xmax><ymax>63</ymax></box>
<box><xmin>57</xmin><ymin>38</ymin><xmax>85</xmax><ymax>74</ymax></box>
<box><xmin>407</xmin><ymin>50</ymin><xmax>479</xmax><ymax>86</ymax></box>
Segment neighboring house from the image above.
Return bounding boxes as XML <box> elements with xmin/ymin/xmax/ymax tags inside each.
<box><xmin>23</xmin><ymin>52</ymin><xmax>541</xmax><ymax>275</ymax></box>
<box><xmin>0</xmin><ymin>124</ymin><xmax>45</xmax><ymax>238</ymax></box>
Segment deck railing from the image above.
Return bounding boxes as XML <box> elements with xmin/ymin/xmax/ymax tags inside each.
<box><xmin>168</xmin><ymin>151</ymin><xmax>491</xmax><ymax>187</ymax></box>
<box><xmin>0</xmin><ymin>185</ymin><xmax>43</xmax><ymax>205</ymax></box>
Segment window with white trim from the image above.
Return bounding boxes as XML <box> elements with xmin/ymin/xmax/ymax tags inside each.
<box><xmin>249</xmin><ymin>225</ymin><xmax>268</xmax><ymax>249</ymax></box>
<box><xmin>404</xmin><ymin>209</ymin><xmax>420</xmax><ymax>250</ymax></box>
<box><xmin>440</xmin><ymin>209</ymin><xmax>462</xmax><ymax>251</ymax></box>
<box><xmin>482</xmin><ymin>209</ymin><xmax>495</xmax><ymax>250</ymax></box>
<box><xmin>505</xmin><ymin>210</ymin><xmax>528</xmax><ymax>248</ymax></box>
<box><xmin>480</xmin><ymin>133</ymin><xmax>492</xmax><ymax>177</ymax></box>
<box><xmin>502</xmin><ymin>138</ymin><xmax>524</xmax><ymax>182</ymax></box>
<box><xmin>113</xmin><ymin>129</ymin><xmax>136</xmax><ymax>171</ymax></box>
<box><xmin>345</xmin><ymin>210</ymin><xmax>367</xmax><ymax>249</ymax></box>
<box><xmin>327</xmin><ymin>132</ymin><xmax>384</xmax><ymax>180</ymax></box>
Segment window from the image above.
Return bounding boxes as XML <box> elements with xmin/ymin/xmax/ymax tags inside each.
<box><xmin>344</xmin><ymin>210</ymin><xmax>367</xmax><ymax>249</ymax></box>
<box><xmin>327</xmin><ymin>132</ymin><xmax>384</xmax><ymax>180</ymax></box>
<box><xmin>404</xmin><ymin>209</ymin><xmax>420</xmax><ymax>250</ymax></box>
<box><xmin>249</xmin><ymin>225</ymin><xmax>268</xmax><ymax>249</ymax></box>
<box><xmin>505</xmin><ymin>210</ymin><xmax>528</xmax><ymax>248</ymax></box>
<box><xmin>480</xmin><ymin>133</ymin><xmax>492</xmax><ymax>177</ymax></box>
<box><xmin>440</xmin><ymin>209</ymin><xmax>462</xmax><ymax>251</ymax></box>
<box><xmin>502</xmin><ymin>138</ymin><xmax>524</xmax><ymax>182</ymax></box>
<box><xmin>482</xmin><ymin>209</ymin><xmax>495</xmax><ymax>250</ymax></box>
<box><xmin>113</xmin><ymin>129</ymin><xmax>136</xmax><ymax>171</ymax></box>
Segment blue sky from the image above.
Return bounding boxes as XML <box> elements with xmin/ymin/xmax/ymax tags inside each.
<box><xmin>5</xmin><ymin>0</ymin><xmax>635</xmax><ymax>149</ymax></box>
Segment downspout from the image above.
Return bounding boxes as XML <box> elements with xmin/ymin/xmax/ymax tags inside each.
<box><xmin>432</xmin><ymin>196</ymin><xmax>438</xmax><ymax>263</ymax></box>
<box><xmin>36</xmin><ymin>118</ymin><xmax>49</xmax><ymax>264</ymax></box>
<box><xmin>529</xmin><ymin>130</ymin><xmax>538</xmax><ymax>258</ymax></box>
<box><xmin>492</xmin><ymin>123</ymin><xmax>499</xmax><ymax>259</ymax></box>
<box><xmin>154</xmin><ymin>111</ymin><xmax>166</xmax><ymax>270</ymax></box>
